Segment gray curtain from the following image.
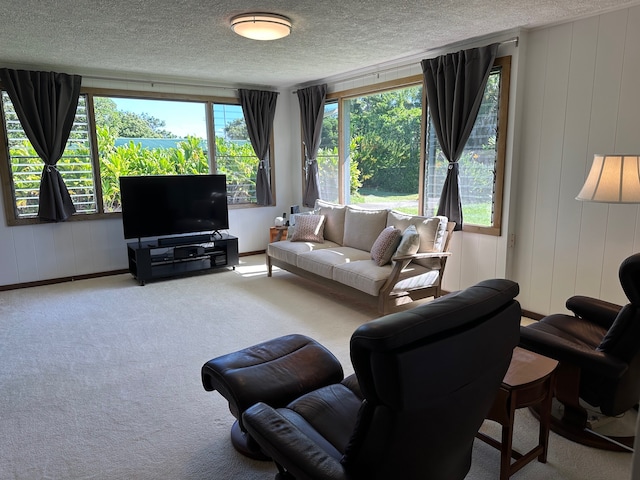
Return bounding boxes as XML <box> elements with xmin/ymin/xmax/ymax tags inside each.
<box><xmin>0</xmin><ymin>68</ymin><xmax>81</xmax><ymax>221</ymax></box>
<box><xmin>421</xmin><ymin>43</ymin><xmax>498</xmax><ymax>230</ymax></box>
<box><xmin>239</xmin><ymin>89</ymin><xmax>279</xmax><ymax>206</ymax></box>
<box><xmin>297</xmin><ymin>84</ymin><xmax>327</xmax><ymax>207</ymax></box>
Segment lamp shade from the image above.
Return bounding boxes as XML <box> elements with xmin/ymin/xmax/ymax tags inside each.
<box><xmin>576</xmin><ymin>154</ymin><xmax>640</xmax><ymax>203</ymax></box>
<box><xmin>230</xmin><ymin>13</ymin><xmax>292</xmax><ymax>41</ymax></box>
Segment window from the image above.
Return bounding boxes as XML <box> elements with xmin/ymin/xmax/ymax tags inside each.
<box><xmin>316</xmin><ymin>101</ymin><xmax>339</xmax><ymax>203</ymax></box>
<box><xmin>342</xmin><ymin>82</ymin><xmax>422</xmax><ymax>214</ymax></box>
<box><xmin>95</xmin><ymin>97</ymin><xmax>210</xmax><ymax>213</ymax></box>
<box><xmin>424</xmin><ymin>56</ymin><xmax>510</xmax><ymax>235</ymax></box>
<box><xmin>0</xmin><ymin>88</ymin><xmax>269</xmax><ymax>225</ymax></box>
<box><xmin>314</xmin><ymin>56</ymin><xmax>510</xmax><ymax>235</ymax></box>
<box><xmin>2</xmin><ymin>92</ymin><xmax>96</xmax><ymax>218</ymax></box>
<box><xmin>213</xmin><ymin>103</ymin><xmax>260</xmax><ymax>205</ymax></box>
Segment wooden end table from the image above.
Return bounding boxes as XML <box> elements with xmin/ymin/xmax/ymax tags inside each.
<box><xmin>476</xmin><ymin>347</ymin><xmax>558</xmax><ymax>480</ymax></box>
<box><xmin>269</xmin><ymin>226</ymin><xmax>288</xmax><ymax>243</ymax></box>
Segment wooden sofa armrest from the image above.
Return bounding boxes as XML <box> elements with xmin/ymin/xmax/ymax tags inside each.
<box><xmin>392</xmin><ymin>251</ymin><xmax>452</xmax><ymax>262</ymax></box>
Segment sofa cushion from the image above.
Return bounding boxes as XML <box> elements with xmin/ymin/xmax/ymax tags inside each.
<box><xmin>290</xmin><ymin>214</ymin><xmax>325</xmax><ymax>242</ymax></box>
<box><xmin>386</xmin><ymin>211</ymin><xmax>448</xmax><ymax>269</ymax></box>
<box><xmin>333</xmin><ymin>260</ymin><xmax>393</xmax><ymax>296</ymax></box>
<box><xmin>343</xmin><ymin>207</ymin><xmax>388</xmax><ymax>252</ymax></box>
<box><xmin>394</xmin><ymin>225</ymin><xmax>420</xmax><ymax>257</ymax></box>
<box><xmin>315</xmin><ymin>199</ymin><xmax>346</xmax><ymax>245</ymax></box>
<box><xmin>297</xmin><ymin>247</ymin><xmax>372</xmax><ymax>279</ymax></box>
<box><xmin>370</xmin><ymin>226</ymin><xmax>402</xmax><ymax>266</ymax></box>
<box><xmin>268</xmin><ymin>239</ymin><xmax>339</xmax><ymax>266</ymax></box>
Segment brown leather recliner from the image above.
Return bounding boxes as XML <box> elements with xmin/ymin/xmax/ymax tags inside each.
<box><xmin>520</xmin><ymin>253</ymin><xmax>640</xmax><ymax>451</ymax></box>
<box><xmin>242</xmin><ymin>279</ymin><xmax>521</xmax><ymax>480</ymax></box>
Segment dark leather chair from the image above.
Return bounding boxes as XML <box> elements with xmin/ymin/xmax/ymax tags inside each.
<box><xmin>241</xmin><ymin>279</ymin><xmax>521</xmax><ymax>480</ymax></box>
<box><xmin>520</xmin><ymin>253</ymin><xmax>640</xmax><ymax>451</ymax></box>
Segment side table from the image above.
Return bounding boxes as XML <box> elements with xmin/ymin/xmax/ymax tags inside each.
<box><xmin>269</xmin><ymin>226</ymin><xmax>288</xmax><ymax>243</ymax></box>
<box><xmin>476</xmin><ymin>347</ymin><xmax>558</xmax><ymax>480</ymax></box>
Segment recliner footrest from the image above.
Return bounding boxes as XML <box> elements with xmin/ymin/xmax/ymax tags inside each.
<box><xmin>202</xmin><ymin>333</ymin><xmax>344</xmax><ymax>442</ymax></box>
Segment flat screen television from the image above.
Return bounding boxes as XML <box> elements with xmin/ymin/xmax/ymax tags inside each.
<box><xmin>119</xmin><ymin>174</ymin><xmax>229</xmax><ymax>240</ymax></box>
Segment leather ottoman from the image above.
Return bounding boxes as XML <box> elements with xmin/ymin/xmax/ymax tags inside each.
<box><xmin>201</xmin><ymin>334</ymin><xmax>344</xmax><ymax>459</ymax></box>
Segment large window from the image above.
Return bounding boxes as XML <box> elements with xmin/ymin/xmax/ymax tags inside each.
<box><xmin>314</xmin><ymin>56</ymin><xmax>510</xmax><ymax>235</ymax></box>
<box><xmin>2</xmin><ymin>92</ymin><xmax>97</xmax><ymax>217</ymax></box>
<box><xmin>424</xmin><ymin>56</ymin><xmax>510</xmax><ymax>235</ymax></box>
<box><xmin>342</xmin><ymin>82</ymin><xmax>422</xmax><ymax>214</ymax></box>
<box><xmin>0</xmin><ymin>88</ymin><xmax>269</xmax><ymax>225</ymax></box>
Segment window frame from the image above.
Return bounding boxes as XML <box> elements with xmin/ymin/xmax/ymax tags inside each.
<box><xmin>306</xmin><ymin>56</ymin><xmax>510</xmax><ymax>236</ymax></box>
<box><xmin>0</xmin><ymin>86</ymin><xmax>274</xmax><ymax>226</ymax></box>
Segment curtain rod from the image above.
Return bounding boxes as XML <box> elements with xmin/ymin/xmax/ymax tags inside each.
<box><xmin>81</xmin><ymin>75</ymin><xmax>240</xmax><ymax>91</ymax></box>
<box><xmin>292</xmin><ymin>35</ymin><xmax>519</xmax><ymax>93</ymax></box>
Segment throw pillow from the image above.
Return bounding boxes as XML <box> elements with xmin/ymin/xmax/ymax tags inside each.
<box><xmin>394</xmin><ymin>224</ymin><xmax>420</xmax><ymax>257</ymax></box>
<box><xmin>370</xmin><ymin>226</ymin><xmax>402</xmax><ymax>266</ymax></box>
<box><xmin>290</xmin><ymin>214</ymin><xmax>326</xmax><ymax>242</ymax></box>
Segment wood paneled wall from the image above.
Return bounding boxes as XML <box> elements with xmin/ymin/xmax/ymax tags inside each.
<box><xmin>511</xmin><ymin>6</ymin><xmax>640</xmax><ymax>314</ymax></box>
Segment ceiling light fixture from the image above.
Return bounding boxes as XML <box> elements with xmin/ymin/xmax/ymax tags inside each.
<box><xmin>230</xmin><ymin>13</ymin><xmax>292</xmax><ymax>41</ymax></box>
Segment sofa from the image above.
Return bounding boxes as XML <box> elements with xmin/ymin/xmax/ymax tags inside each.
<box><xmin>267</xmin><ymin>200</ymin><xmax>455</xmax><ymax>313</ymax></box>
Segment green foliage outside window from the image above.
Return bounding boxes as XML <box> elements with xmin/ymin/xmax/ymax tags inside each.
<box><xmin>97</xmin><ymin>127</ymin><xmax>258</xmax><ymax>212</ymax></box>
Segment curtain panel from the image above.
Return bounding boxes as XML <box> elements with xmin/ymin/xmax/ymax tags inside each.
<box><xmin>421</xmin><ymin>43</ymin><xmax>498</xmax><ymax>230</ymax></box>
<box><xmin>238</xmin><ymin>89</ymin><xmax>279</xmax><ymax>206</ymax></box>
<box><xmin>297</xmin><ymin>84</ymin><xmax>327</xmax><ymax>208</ymax></box>
<box><xmin>0</xmin><ymin>68</ymin><xmax>81</xmax><ymax>221</ymax></box>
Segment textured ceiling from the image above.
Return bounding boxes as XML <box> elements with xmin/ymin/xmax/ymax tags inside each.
<box><xmin>0</xmin><ymin>0</ymin><xmax>637</xmax><ymax>89</ymax></box>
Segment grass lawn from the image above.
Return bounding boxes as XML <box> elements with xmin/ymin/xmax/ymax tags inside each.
<box><xmin>352</xmin><ymin>187</ymin><xmax>491</xmax><ymax>224</ymax></box>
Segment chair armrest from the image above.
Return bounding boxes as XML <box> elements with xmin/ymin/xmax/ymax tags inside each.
<box><xmin>519</xmin><ymin>326</ymin><xmax>628</xmax><ymax>379</ymax></box>
<box><xmin>392</xmin><ymin>251</ymin><xmax>452</xmax><ymax>262</ymax></box>
<box><xmin>566</xmin><ymin>295</ymin><xmax>622</xmax><ymax>330</ymax></box>
<box><xmin>243</xmin><ymin>403</ymin><xmax>349</xmax><ymax>480</ymax></box>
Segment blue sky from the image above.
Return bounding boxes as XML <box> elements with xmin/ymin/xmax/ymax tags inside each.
<box><xmin>112</xmin><ymin>98</ymin><xmax>244</xmax><ymax>139</ymax></box>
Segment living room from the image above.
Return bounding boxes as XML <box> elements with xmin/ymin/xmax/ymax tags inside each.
<box><xmin>1</xmin><ymin>1</ymin><xmax>640</xmax><ymax>479</ymax></box>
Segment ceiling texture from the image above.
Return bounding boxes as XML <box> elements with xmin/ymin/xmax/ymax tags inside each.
<box><xmin>0</xmin><ymin>0</ymin><xmax>637</xmax><ymax>89</ymax></box>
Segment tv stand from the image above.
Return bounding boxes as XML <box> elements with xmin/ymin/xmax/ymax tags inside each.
<box><xmin>127</xmin><ymin>233</ymin><xmax>239</xmax><ymax>285</ymax></box>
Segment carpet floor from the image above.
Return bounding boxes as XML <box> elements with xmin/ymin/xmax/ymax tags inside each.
<box><xmin>0</xmin><ymin>254</ymin><xmax>633</xmax><ymax>479</ymax></box>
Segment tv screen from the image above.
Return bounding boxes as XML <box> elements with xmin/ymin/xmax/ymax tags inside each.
<box><xmin>119</xmin><ymin>174</ymin><xmax>229</xmax><ymax>240</ymax></box>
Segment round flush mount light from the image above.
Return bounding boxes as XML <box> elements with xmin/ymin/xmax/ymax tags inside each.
<box><xmin>230</xmin><ymin>13</ymin><xmax>292</xmax><ymax>41</ymax></box>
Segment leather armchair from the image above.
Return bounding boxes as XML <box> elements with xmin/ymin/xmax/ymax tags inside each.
<box><xmin>520</xmin><ymin>253</ymin><xmax>640</xmax><ymax>450</ymax></box>
<box><xmin>242</xmin><ymin>279</ymin><xmax>521</xmax><ymax>480</ymax></box>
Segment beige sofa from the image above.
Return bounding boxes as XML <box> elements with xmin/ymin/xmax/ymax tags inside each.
<box><xmin>267</xmin><ymin>200</ymin><xmax>455</xmax><ymax>313</ymax></box>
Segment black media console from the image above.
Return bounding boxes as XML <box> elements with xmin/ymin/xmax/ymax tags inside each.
<box><xmin>127</xmin><ymin>233</ymin><xmax>239</xmax><ymax>285</ymax></box>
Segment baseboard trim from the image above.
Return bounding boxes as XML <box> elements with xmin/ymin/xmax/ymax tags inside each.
<box><xmin>521</xmin><ymin>309</ymin><xmax>544</xmax><ymax>320</ymax></box>
<box><xmin>0</xmin><ymin>250</ymin><xmax>266</xmax><ymax>292</ymax></box>
<box><xmin>0</xmin><ymin>269</ymin><xmax>129</xmax><ymax>292</ymax></box>
<box><xmin>441</xmin><ymin>290</ymin><xmax>544</xmax><ymax>321</ymax></box>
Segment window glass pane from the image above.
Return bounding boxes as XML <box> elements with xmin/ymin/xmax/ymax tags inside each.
<box><xmin>95</xmin><ymin>97</ymin><xmax>209</xmax><ymax>212</ymax></box>
<box><xmin>425</xmin><ymin>70</ymin><xmax>501</xmax><ymax>226</ymax></box>
<box><xmin>213</xmin><ymin>103</ymin><xmax>259</xmax><ymax>204</ymax></box>
<box><xmin>2</xmin><ymin>92</ymin><xmax>96</xmax><ymax>217</ymax></box>
<box><xmin>343</xmin><ymin>86</ymin><xmax>422</xmax><ymax>214</ymax></box>
<box><xmin>317</xmin><ymin>101</ymin><xmax>339</xmax><ymax>203</ymax></box>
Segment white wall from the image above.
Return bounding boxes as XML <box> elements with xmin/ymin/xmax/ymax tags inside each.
<box><xmin>0</xmin><ymin>79</ymin><xmax>300</xmax><ymax>286</ymax></box>
<box><xmin>511</xmin><ymin>6</ymin><xmax>640</xmax><ymax>314</ymax></box>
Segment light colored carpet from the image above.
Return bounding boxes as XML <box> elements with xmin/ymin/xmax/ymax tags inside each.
<box><xmin>0</xmin><ymin>254</ymin><xmax>633</xmax><ymax>480</ymax></box>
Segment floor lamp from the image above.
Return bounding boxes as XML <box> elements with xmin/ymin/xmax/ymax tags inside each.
<box><xmin>577</xmin><ymin>154</ymin><xmax>640</xmax><ymax>475</ymax></box>
<box><xmin>576</xmin><ymin>154</ymin><xmax>640</xmax><ymax>203</ymax></box>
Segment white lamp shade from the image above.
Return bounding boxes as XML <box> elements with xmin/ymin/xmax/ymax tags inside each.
<box><xmin>230</xmin><ymin>14</ymin><xmax>292</xmax><ymax>41</ymax></box>
<box><xmin>576</xmin><ymin>154</ymin><xmax>640</xmax><ymax>203</ymax></box>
